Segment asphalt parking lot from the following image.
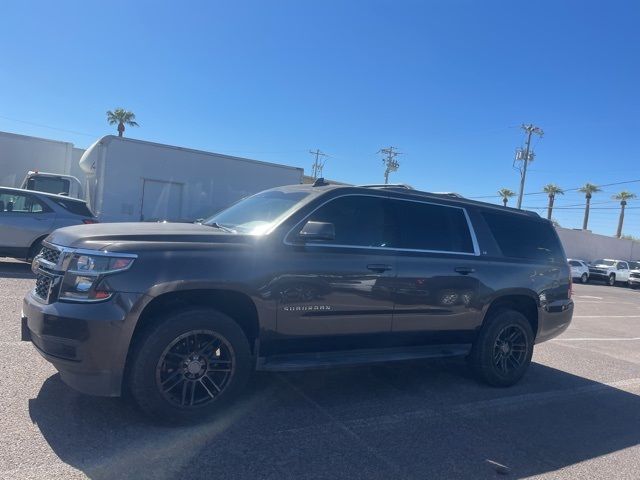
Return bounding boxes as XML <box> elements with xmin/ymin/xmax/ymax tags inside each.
<box><xmin>3</xmin><ymin>259</ymin><xmax>640</xmax><ymax>480</ymax></box>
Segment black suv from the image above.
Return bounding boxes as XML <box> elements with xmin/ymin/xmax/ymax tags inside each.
<box><xmin>22</xmin><ymin>182</ymin><xmax>573</xmax><ymax>422</ymax></box>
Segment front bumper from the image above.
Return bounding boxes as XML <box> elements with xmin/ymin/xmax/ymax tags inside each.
<box><xmin>535</xmin><ymin>300</ymin><xmax>574</xmax><ymax>344</ymax></box>
<box><xmin>588</xmin><ymin>272</ymin><xmax>610</xmax><ymax>281</ymax></box>
<box><xmin>22</xmin><ymin>290</ymin><xmax>145</xmax><ymax>396</ymax></box>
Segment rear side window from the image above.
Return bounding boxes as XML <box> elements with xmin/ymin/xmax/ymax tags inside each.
<box><xmin>391</xmin><ymin>199</ymin><xmax>475</xmax><ymax>253</ymax></box>
<box><xmin>483</xmin><ymin>211</ymin><xmax>564</xmax><ymax>263</ymax></box>
<box><xmin>0</xmin><ymin>191</ymin><xmax>47</xmax><ymax>213</ymax></box>
<box><xmin>54</xmin><ymin>199</ymin><xmax>93</xmax><ymax>217</ymax></box>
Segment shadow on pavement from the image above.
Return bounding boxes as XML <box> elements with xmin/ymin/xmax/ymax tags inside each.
<box><xmin>0</xmin><ymin>259</ymin><xmax>33</xmax><ymax>279</ymax></box>
<box><xmin>29</xmin><ymin>361</ymin><xmax>640</xmax><ymax>479</ymax></box>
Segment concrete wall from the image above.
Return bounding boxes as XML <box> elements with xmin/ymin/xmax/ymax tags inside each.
<box><xmin>556</xmin><ymin>227</ymin><xmax>640</xmax><ymax>261</ymax></box>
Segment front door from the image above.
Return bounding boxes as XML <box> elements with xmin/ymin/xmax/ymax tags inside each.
<box><xmin>272</xmin><ymin>194</ymin><xmax>396</xmax><ymax>353</ymax></box>
<box><xmin>388</xmin><ymin>198</ymin><xmax>483</xmax><ymax>345</ymax></box>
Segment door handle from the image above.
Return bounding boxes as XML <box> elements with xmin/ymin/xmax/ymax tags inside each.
<box><xmin>367</xmin><ymin>264</ymin><xmax>393</xmax><ymax>273</ymax></box>
<box><xmin>455</xmin><ymin>266</ymin><xmax>475</xmax><ymax>275</ymax></box>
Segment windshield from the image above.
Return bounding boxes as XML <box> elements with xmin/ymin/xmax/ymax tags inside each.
<box><xmin>203</xmin><ymin>190</ymin><xmax>310</xmax><ymax>234</ymax></box>
<box><xmin>629</xmin><ymin>261</ymin><xmax>640</xmax><ymax>270</ymax></box>
<box><xmin>592</xmin><ymin>259</ymin><xmax>615</xmax><ymax>266</ymax></box>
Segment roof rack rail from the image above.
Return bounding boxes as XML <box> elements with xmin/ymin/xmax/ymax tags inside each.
<box><xmin>359</xmin><ymin>184</ymin><xmax>414</xmax><ymax>190</ymax></box>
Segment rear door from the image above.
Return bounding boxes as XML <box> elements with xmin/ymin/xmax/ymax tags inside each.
<box><xmin>617</xmin><ymin>261</ymin><xmax>630</xmax><ymax>282</ymax></box>
<box><xmin>0</xmin><ymin>190</ymin><xmax>55</xmax><ymax>251</ymax></box>
<box><xmin>273</xmin><ymin>194</ymin><xmax>396</xmax><ymax>353</ymax></box>
<box><xmin>140</xmin><ymin>179</ymin><xmax>184</xmax><ymax>221</ymax></box>
<box><xmin>389</xmin><ymin>198</ymin><xmax>483</xmax><ymax>344</ymax></box>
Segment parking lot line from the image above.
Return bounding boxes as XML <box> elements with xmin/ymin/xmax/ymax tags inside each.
<box><xmin>573</xmin><ymin>315</ymin><xmax>640</xmax><ymax>318</ymax></box>
<box><xmin>554</xmin><ymin>337</ymin><xmax>640</xmax><ymax>341</ymax></box>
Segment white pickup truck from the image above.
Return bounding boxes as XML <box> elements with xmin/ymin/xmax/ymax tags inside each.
<box><xmin>588</xmin><ymin>259</ymin><xmax>631</xmax><ymax>286</ymax></box>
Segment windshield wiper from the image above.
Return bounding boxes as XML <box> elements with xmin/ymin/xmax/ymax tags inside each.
<box><xmin>206</xmin><ymin>222</ymin><xmax>237</xmax><ymax>233</ymax></box>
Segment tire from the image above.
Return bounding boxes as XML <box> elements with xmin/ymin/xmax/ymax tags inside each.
<box><xmin>608</xmin><ymin>274</ymin><xmax>616</xmax><ymax>286</ymax></box>
<box><xmin>581</xmin><ymin>273</ymin><xmax>588</xmax><ymax>284</ymax></box>
<box><xmin>469</xmin><ymin>309</ymin><xmax>534</xmax><ymax>387</ymax></box>
<box><xmin>128</xmin><ymin>307</ymin><xmax>252</xmax><ymax>424</ymax></box>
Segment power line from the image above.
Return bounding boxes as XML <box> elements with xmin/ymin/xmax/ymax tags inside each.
<box><xmin>515</xmin><ymin>124</ymin><xmax>544</xmax><ymax>209</ymax></box>
<box><xmin>309</xmin><ymin>149</ymin><xmax>329</xmax><ymax>179</ymax></box>
<box><xmin>0</xmin><ymin>114</ymin><xmax>98</xmax><ymax>138</ymax></box>
<box><xmin>378</xmin><ymin>146</ymin><xmax>402</xmax><ymax>184</ymax></box>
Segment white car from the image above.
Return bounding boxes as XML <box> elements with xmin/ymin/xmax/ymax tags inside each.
<box><xmin>628</xmin><ymin>261</ymin><xmax>640</xmax><ymax>289</ymax></box>
<box><xmin>588</xmin><ymin>259</ymin><xmax>631</xmax><ymax>286</ymax></box>
<box><xmin>568</xmin><ymin>259</ymin><xmax>590</xmax><ymax>284</ymax></box>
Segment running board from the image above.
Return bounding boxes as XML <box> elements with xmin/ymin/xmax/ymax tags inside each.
<box><xmin>257</xmin><ymin>344</ymin><xmax>471</xmax><ymax>372</ymax></box>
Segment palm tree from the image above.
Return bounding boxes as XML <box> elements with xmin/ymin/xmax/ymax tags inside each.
<box><xmin>498</xmin><ymin>188</ymin><xmax>516</xmax><ymax>207</ymax></box>
<box><xmin>613</xmin><ymin>191</ymin><xmax>637</xmax><ymax>238</ymax></box>
<box><xmin>543</xmin><ymin>184</ymin><xmax>564</xmax><ymax>220</ymax></box>
<box><xmin>106</xmin><ymin>108</ymin><xmax>139</xmax><ymax>137</ymax></box>
<box><xmin>579</xmin><ymin>183</ymin><xmax>601</xmax><ymax>230</ymax></box>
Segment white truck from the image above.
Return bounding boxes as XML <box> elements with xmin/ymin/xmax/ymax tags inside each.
<box><xmin>0</xmin><ymin>130</ymin><xmax>86</xmax><ymax>191</ymax></box>
<box><xmin>588</xmin><ymin>259</ymin><xmax>631</xmax><ymax>286</ymax></box>
<box><xmin>75</xmin><ymin>135</ymin><xmax>304</xmax><ymax>222</ymax></box>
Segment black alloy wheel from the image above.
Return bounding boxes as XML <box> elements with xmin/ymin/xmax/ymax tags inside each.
<box><xmin>492</xmin><ymin>325</ymin><xmax>528</xmax><ymax>375</ymax></box>
<box><xmin>156</xmin><ymin>330</ymin><xmax>234</xmax><ymax>408</ymax></box>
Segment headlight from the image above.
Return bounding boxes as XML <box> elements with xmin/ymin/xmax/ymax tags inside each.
<box><xmin>58</xmin><ymin>251</ymin><xmax>136</xmax><ymax>302</ymax></box>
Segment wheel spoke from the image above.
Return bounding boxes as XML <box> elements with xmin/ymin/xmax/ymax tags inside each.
<box><xmin>205</xmin><ymin>374</ymin><xmax>223</xmax><ymax>393</ymax></box>
<box><xmin>161</xmin><ymin>370</ymin><xmax>183</xmax><ymax>391</ymax></box>
<box><xmin>200</xmin><ymin>378</ymin><xmax>217</xmax><ymax>399</ymax></box>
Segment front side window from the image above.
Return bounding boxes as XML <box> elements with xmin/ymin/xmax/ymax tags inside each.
<box><xmin>0</xmin><ymin>191</ymin><xmax>45</xmax><ymax>213</ymax></box>
<box><xmin>390</xmin><ymin>199</ymin><xmax>475</xmax><ymax>253</ymax></box>
<box><xmin>303</xmin><ymin>195</ymin><xmax>393</xmax><ymax>247</ymax></box>
<box><xmin>618</xmin><ymin>262</ymin><xmax>629</xmax><ymax>270</ymax></box>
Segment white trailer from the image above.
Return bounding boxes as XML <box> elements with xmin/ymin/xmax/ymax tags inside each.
<box><xmin>79</xmin><ymin>135</ymin><xmax>304</xmax><ymax>223</ymax></box>
<box><xmin>0</xmin><ymin>130</ymin><xmax>86</xmax><ymax>190</ymax></box>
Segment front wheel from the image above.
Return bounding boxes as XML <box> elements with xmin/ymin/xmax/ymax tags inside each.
<box><xmin>608</xmin><ymin>274</ymin><xmax>616</xmax><ymax>286</ymax></box>
<box><xmin>469</xmin><ymin>310</ymin><xmax>534</xmax><ymax>387</ymax></box>
<box><xmin>128</xmin><ymin>308</ymin><xmax>252</xmax><ymax>424</ymax></box>
<box><xmin>581</xmin><ymin>273</ymin><xmax>588</xmax><ymax>284</ymax></box>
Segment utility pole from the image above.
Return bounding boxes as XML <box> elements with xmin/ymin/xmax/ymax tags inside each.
<box><xmin>515</xmin><ymin>124</ymin><xmax>544</xmax><ymax>209</ymax></box>
<box><xmin>309</xmin><ymin>149</ymin><xmax>328</xmax><ymax>179</ymax></box>
<box><xmin>379</xmin><ymin>146</ymin><xmax>401</xmax><ymax>184</ymax></box>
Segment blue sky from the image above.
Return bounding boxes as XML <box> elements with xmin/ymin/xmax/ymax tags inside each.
<box><xmin>1</xmin><ymin>0</ymin><xmax>639</xmax><ymax>236</ymax></box>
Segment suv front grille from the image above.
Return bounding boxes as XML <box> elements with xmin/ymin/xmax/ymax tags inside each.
<box><xmin>34</xmin><ymin>273</ymin><xmax>53</xmax><ymax>301</ymax></box>
<box><xmin>40</xmin><ymin>246</ymin><xmax>61</xmax><ymax>265</ymax></box>
<box><xmin>631</xmin><ymin>272</ymin><xmax>640</xmax><ymax>279</ymax></box>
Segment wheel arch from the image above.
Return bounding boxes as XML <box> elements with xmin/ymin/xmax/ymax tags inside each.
<box><xmin>481</xmin><ymin>293</ymin><xmax>539</xmax><ymax>338</ymax></box>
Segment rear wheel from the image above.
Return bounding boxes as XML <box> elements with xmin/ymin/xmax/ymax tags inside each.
<box><xmin>608</xmin><ymin>274</ymin><xmax>616</xmax><ymax>286</ymax></box>
<box><xmin>580</xmin><ymin>273</ymin><xmax>588</xmax><ymax>284</ymax></box>
<box><xmin>469</xmin><ymin>309</ymin><xmax>534</xmax><ymax>387</ymax></box>
<box><xmin>128</xmin><ymin>308</ymin><xmax>252</xmax><ymax>424</ymax></box>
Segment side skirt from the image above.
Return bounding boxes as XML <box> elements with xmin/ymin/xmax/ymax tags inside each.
<box><xmin>256</xmin><ymin>343</ymin><xmax>472</xmax><ymax>372</ymax></box>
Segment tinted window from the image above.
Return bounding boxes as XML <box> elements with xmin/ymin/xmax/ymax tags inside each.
<box><xmin>618</xmin><ymin>262</ymin><xmax>629</xmax><ymax>270</ymax></box>
<box><xmin>593</xmin><ymin>259</ymin><xmax>615</xmax><ymax>266</ymax></box>
<box><xmin>569</xmin><ymin>260</ymin><xmax>582</xmax><ymax>267</ymax></box>
<box><xmin>54</xmin><ymin>199</ymin><xmax>93</xmax><ymax>217</ymax></box>
<box><xmin>629</xmin><ymin>262</ymin><xmax>640</xmax><ymax>270</ymax></box>
<box><xmin>0</xmin><ymin>191</ymin><xmax>46</xmax><ymax>213</ymax></box>
<box><xmin>304</xmin><ymin>195</ymin><xmax>392</xmax><ymax>247</ymax></box>
<box><xmin>27</xmin><ymin>176</ymin><xmax>70</xmax><ymax>195</ymax></box>
<box><xmin>483</xmin><ymin>211</ymin><xmax>563</xmax><ymax>262</ymax></box>
<box><xmin>391</xmin><ymin>199</ymin><xmax>474</xmax><ymax>253</ymax></box>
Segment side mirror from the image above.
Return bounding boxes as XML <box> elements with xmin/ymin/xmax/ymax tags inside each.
<box><xmin>298</xmin><ymin>221</ymin><xmax>335</xmax><ymax>242</ymax></box>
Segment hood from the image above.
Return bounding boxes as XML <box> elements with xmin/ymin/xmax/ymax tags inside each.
<box><xmin>45</xmin><ymin>222</ymin><xmax>251</xmax><ymax>250</ymax></box>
